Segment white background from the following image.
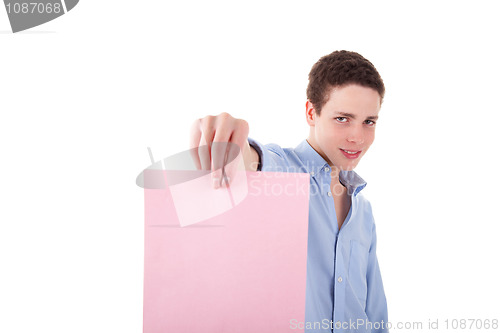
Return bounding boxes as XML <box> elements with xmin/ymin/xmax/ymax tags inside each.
<box><xmin>1</xmin><ymin>1</ymin><xmax>499</xmax><ymax>332</ymax></box>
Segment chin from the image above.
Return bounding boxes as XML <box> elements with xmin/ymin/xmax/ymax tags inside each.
<box><xmin>340</xmin><ymin>161</ymin><xmax>359</xmax><ymax>171</ymax></box>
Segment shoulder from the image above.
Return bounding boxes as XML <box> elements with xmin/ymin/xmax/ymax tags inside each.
<box><xmin>356</xmin><ymin>193</ymin><xmax>373</xmax><ymax>213</ymax></box>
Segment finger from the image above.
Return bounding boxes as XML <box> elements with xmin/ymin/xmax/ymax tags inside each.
<box><xmin>228</xmin><ymin>119</ymin><xmax>249</xmax><ymax>158</ymax></box>
<box><xmin>189</xmin><ymin>120</ymin><xmax>202</xmax><ymax>170</ymax></box>
<box><xmin>199</xmin><ymin>118</ymin><xmax>216</xmax><ymax>171</ymax></box>
<box><xmin>212</xmin><ymin>128</ymin><xmax>232</xmax><ymax>188</ymax></box>
<box><xmin>224</xmin><ymin>121</ymin><xmax>249</xmax><ymax>187</ymax></box>
<box><xmin>222</xmin><ymin>142</ymin><xmax>241</xmax><ymax>188</ymax></box>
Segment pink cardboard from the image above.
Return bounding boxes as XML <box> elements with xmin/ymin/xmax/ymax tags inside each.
<box><xmin>168</xmin><ymin>152</ymin><xmax>248</xmax><ymax>227</ymax></box>
<box><xmin>143</xmin><ymin>171</ymin><xmax>310</xmax><ymax>332</ymax></box>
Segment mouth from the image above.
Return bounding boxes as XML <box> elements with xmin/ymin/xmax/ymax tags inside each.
<box><xmin>340</xmin><ymin>148</ymin><xmax>362</xmax><ymax>159</ymax></box>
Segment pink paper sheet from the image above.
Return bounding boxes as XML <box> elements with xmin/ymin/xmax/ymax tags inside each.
<box><xmin>143</xmin><ymin>171</ymin><xmax>310</xmax><ymax>332</ymax></box>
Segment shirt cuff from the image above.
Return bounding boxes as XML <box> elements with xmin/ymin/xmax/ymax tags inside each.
<box><xmin>247</xmin><ymin>137</ymin><xmax>267</xmax><ymax>171</ymax></box>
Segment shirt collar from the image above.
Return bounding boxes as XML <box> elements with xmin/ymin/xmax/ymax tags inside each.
<box><xmin>294</xmin><ymin>139</ymin><xmax>367</xmax><ymax>196</ymax></box>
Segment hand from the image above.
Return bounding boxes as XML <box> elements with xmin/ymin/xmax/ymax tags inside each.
<box><xmin>190</xmin><ymin>112</ymin><xmax>259</xmax><ymax>188</ymax></box>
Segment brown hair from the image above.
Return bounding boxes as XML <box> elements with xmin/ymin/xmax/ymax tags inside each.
<box><xmin>306</xmin><ymin>50</ymin><xmax>385</xmax><ymax>114</ymax></box>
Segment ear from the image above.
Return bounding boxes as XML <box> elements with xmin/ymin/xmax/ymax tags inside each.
<box><xmin>305</xmin><ymin>100</ymin><xmax>317</xmax><ymax>126</ymax></box>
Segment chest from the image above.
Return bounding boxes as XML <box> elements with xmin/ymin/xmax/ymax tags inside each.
<box><xmin>331</xmin><ymin>188</ymin><xmax>351</xmax><ymax>230</ymax></box>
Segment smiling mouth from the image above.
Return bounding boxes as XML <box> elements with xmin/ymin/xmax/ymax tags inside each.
<box><xmin>340</xmin><ymin>148</ymin><xmax>362</xmax><ymax>159</ymax></box>
<box><xmin>340</xmin><ymin>149</ymin><xmax>361</xmax><ymax>154</ymax></box>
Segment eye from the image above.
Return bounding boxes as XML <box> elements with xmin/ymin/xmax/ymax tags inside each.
<box><xmin>364</xmin><ymin>120</ymin><xmax>376</xmax><ymax>126</ymax></box>
<box><xmin>335</xmin><ymin>117</ymin><xmax>348</xmax><ymax>123</ymax></box>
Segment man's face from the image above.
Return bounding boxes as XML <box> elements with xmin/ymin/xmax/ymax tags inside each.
<box><xmin>307</xmin><ymin>84</ymin><xmax>381</xmax><ymax>171</ymax></box>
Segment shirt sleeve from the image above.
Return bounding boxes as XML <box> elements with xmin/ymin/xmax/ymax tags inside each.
<box><xmin>247</xmin><ymin>137</ymin><xmax>289</xmax><ymax>172</ymax></box>
<box><xmin>365</xmin><ymin>223</ymin><xmax>389</xmax><ymax>333</ymax></box>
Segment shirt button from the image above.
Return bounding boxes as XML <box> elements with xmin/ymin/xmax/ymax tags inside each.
<box><xmin>327</xmin><ymin>192</ymin><xmax>332</xmax><ymax>197</ymax></box>
<box><xmin>324</xmin><ymin>167</ymin><xmax>330</xmax><ymax>172</ymax></box>
<box><xmin>310</xmin><ymin>171</ymin><xmax>315</xmax><ymax>176</ymax></box>
<box><xmin>337</xmin><ymin>276</ymin><xmax>343</xmax><ymax>283</ymax></box>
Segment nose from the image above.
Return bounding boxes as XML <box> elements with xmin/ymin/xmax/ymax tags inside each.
<box><xmin>346</xmin><ymin>125</ymin><xmax>364</xmax><ymax>145</ymax></box>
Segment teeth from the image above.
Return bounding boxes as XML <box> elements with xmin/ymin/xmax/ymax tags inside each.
<box><xmin>343</xmin><ymin>149</ymin><xmax>358</xmax><ymax>154</ymax></box>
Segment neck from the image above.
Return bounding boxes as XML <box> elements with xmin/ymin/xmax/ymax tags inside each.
<box><xmin>306</xmin><ymin>135</ymin><xmax>331</xmax><ymax>166</ymax></box>
<box><xmin>306</xmin><ymin>137</ymin><xmax>344</xmax><ymax>188</ymax></box>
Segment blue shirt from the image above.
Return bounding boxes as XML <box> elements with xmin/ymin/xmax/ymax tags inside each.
<box><xmin>248</xmin><ymin>138</ymin><xmax>388</xmax><ymax>333</ymax></box>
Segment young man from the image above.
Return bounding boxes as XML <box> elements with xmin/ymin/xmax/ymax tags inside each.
<box><xmin>190</xmin><ymin>50</ymin><xmax>388</xmax><ymax>333</ymax></box>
